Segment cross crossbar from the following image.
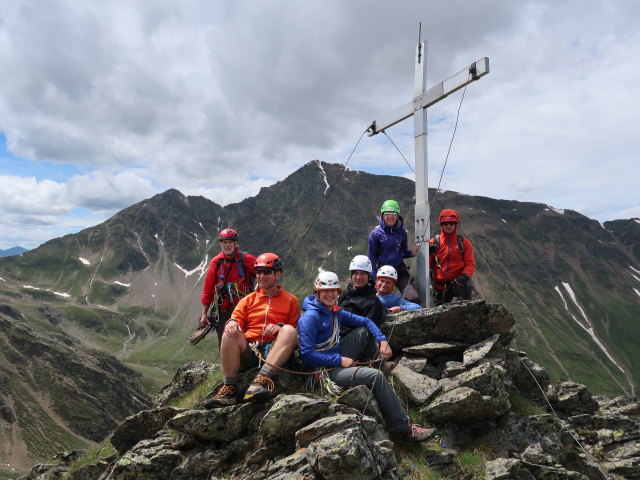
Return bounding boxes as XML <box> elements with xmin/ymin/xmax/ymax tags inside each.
<box><xmin>367</xmin><ymin>57</ymin><xmax>489</xmax><ymax>136</ymax></box>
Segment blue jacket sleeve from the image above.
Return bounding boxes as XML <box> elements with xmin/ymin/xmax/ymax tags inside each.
<box><xmin>298</xmin><ymin>312</ymin><xmax>341</xmax><ymax>367</ymax></box>
<box><xmin>400</xmin><ymin>298</ymin><xmax>421</xmax><ymax>311</ymax></box>
<box><xmin>340</xmin><ymin>310</ymin><xmax>387</xmax><ymax>343</ymax></box>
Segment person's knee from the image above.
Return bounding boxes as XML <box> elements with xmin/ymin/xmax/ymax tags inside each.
<box><xmin>277</xmin><ymin>324</ymin><xmax>299</xmax><ymax>344</ymax></box>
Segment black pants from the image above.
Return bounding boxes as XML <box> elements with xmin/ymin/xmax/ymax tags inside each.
<box><xmin>433</xmin><ymin>279</ymin><xmax>473</xmax><ymax>305</ymax></box>
<box><xmin>396</xmin><ymin>265</ymin><xmax>421</xmax><ymax>305</ymax></box>
<box><xmin>214</xmin><ymin>310</ymin><xmax>232</xmax><ymax>345</ymax></box>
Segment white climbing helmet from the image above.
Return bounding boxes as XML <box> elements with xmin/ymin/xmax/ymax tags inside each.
<box><xmin>349</xmin><ymin>255</ymin><xmax>372</xmax><ymax>273</ymax></box>
<box><xmin>314</xmin><ymin>271</ymin><xmax>341</xmax><ymax>290</ymax></box>
<box><xmin>376</xmin><ymin>265</ymin><xmax>398</xmax><ymax>282</ymax></box>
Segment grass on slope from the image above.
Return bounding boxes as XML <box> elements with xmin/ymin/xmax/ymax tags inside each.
<box><xmin>0</xmin><ymin>468</ymin><xmax>21</xmax><ymax>480</ymax></box>
<box><xmin>6</xmin><ymin>380</ymin><xmax>90</xmax><ymax>461</ymax></box>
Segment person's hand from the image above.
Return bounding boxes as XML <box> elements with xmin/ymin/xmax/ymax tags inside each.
<box><xmin>263</xmin><ymin>323</ymin><xmax>281</xmax><ymax>337</ymax></box>
<box><xmin>199</xmin><ymin>313</ymin><xmax>210</xmax><ymax>328</ymax></box>
<box><xmin>341</xmin><ymin>356</ymin><xmax>356</xmax><ymax>368</ymax></box>
<box><xmin>388</xmin><ymin>306</ymin><xmax>402</xmax><ymax>314</ymax></box>
<box><xmin>413</xmin><ymin>243</ymin><xmax>421</xmax><ymax>256</ymax></box>
<box><xmin>379</xmin><ymin>341</ymin><xmax>393</xmax><ymax>360</ymax></box>
<box><xmin>224</xmin><ymin>320</ymin><xmax>243</xmax><ymax>338</ymax></box>
<box><xmin>455</xmin><ymin>274</ymin><xmax>468</xmax><ymax>286</ymax></box>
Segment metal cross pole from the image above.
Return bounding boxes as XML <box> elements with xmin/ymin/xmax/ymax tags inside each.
<box><xmin>367</xmin><ymin>41</ymin><xmax>489</xmax><ymax>306</ymax></box>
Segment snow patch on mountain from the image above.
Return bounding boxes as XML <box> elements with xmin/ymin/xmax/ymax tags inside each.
<box><xmin>315</xmin><ymin>159</ymin><xmax>330</xmax><ymax>195</ymax></box>
<box><xmin>114</xmin><ymin>281</ymin><xmax>131</xmax><ymax>287</ymax></box>
<box><xmin>555</xmin><ymin>282</ymin><xmax>626</xmax><ymax>376</ymax></box>
<box><xmin>79</xmin><ymin>257</ymin><xmax>90</xmax><ymax>265</ymax></box>
<box><xmin>174</xmin><ymin>256</ymin><xmax>209</xmax><ymax>282</ymax></box>
<box><xmin>546</xmin><ymin>206</ymin><xmax>565</xmax><ymax>214</ymax></box>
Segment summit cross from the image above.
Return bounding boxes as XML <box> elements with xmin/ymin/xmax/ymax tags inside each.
<box><xmin>367</xmin><ymin>41</ymin><xmax>489</xmax><ymax>307</ymax></box>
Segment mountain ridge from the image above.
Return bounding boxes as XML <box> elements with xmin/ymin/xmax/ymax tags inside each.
<box><xmin>0</xmin><ymin>160</ymin><xmax>638</xmax><ymax>470</ymax></box>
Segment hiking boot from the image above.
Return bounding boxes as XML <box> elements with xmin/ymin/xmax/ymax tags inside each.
<box><xmin>407</xmin><ymin>423</ymin><xmax>437</xmax><ymax>443</ymax></box>
<box><xmin>203</xmin><ymin>384</ymin><xmax>238</xmax><ymax>409</ymax></box>
<box><xmin>243</xmin><ymin>375</ymin><xmax>276</xmax><ymax>404</ymax></box>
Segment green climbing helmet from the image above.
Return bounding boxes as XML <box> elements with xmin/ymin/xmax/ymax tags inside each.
<box><xmin>380</xmin><ymin>199</ymin><xmax>400</xmax><ymax>215</ymax></box>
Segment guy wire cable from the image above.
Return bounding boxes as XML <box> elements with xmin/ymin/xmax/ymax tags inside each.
<box><xmin>284</xmin><ymin>128</ymin><xmax>368</xmax><ymax>263</ymax></box>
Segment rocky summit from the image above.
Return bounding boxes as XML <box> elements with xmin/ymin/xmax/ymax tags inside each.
<box><xmin>16</xmin><ymin>301</ymin><xmax>640</xmax><ymax>480</ymax></box>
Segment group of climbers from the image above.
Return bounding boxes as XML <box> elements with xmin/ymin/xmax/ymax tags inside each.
<box><xmin>196</xmin><ymin>200</ymin><xmax>475</xmax><ymax>442</ymax></box>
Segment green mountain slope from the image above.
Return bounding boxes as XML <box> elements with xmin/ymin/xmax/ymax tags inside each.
<box><xmin>0</xmin><ymin>160</ymin><xmax>638</xmax><ymax>471</ymax></box>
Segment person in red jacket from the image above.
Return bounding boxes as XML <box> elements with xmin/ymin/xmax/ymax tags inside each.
<box><xmin>200</xmin><ymin>228</ymin><xmax>256</xmax><ymax>343</ymax></box>
<box><xmin>429</xmin><ymin>209</ymin><xmax>476</xmax><ymax>305</ymax></box>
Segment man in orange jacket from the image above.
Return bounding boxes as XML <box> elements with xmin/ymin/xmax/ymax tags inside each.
<box><xmin>429</xmin><ymin>209</ymin><xmax>476</xmax><ymax>305</ymax></box>
<box><xmin>203</xmin><ymin>253</ymin><xmax>300</xmax><ymax>408</ymax></box>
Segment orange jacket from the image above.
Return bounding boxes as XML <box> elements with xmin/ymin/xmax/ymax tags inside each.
<box><xmin>231</xmin><ymin>285</ymin><xmax>300</xmax><ymax>343</ymax></box>
<box><xmin>429</xmin><ymin>211</ymin><xmax>475</xmax><ymax>291</ymax></box>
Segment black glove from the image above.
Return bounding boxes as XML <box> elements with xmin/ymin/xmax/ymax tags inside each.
<box><xmin>454</xmin><ymin>274</ymin><xmax>468</xmax><ymax>286</ymax></box>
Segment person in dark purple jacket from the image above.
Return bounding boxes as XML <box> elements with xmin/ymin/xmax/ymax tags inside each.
<box><xmin>368</xmin><ymin>199</ymin><xmax>421</xmax><ymax>304</ymax></box>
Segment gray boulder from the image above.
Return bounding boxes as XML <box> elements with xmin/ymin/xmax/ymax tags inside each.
<box><xmin>390</xmin><ymin>363</ymin><xmax>440</xmax><ymax>405</ymax></box>
<box><xmin>547</xmin><ymin>382</ymin><xmax>599</xmax><ymax>416</ymax></box>
<box><xmin>380</xmin><ymin>300</ymin><xmax>515</xmax><ymax>350</ymax></box>
<box><xmin>110</xmin><ymin>406</ymin><xmax>185</xmax><ymax>454</ymax></box>
<box><xmin>154</xmin><ymin>361</ymin><xmax>220</xmax><ymax>407</ymax></box>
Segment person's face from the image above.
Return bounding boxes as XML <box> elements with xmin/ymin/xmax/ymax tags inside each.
<box><xmin>351</xmin><ymin>270</ymin><xmax>369</xmax><ymax>289</ymax></box>
<box><xmin>383</xmin><ymin>212</ymin><xmax>398</xmax><ymax>227</ymax></box>
<box><xmin>220</xmin><ymin>239</ymin><xmax>236</xmax><ymax>256</ymax></box>
<box><xmin>256</xmin><ymin>268</ymin><xmax>281</xmax><ymax>290</ymax></box>
<box><xmin>376</xmin><ymin>277</ymin><xmax>395</xmax><ymax>295</ymax></box>
<box><xmin>441</xmin><ymin>222</ymin><xmax>457</xmax><ymax>234</ymax></box>
<box><xmin>317</xmin><ymin>289</ymin><xmax>340</xmax><ymax>308</ymax></box>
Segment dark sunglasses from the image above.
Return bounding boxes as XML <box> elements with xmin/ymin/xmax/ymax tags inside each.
<box><xmin>255</xmin><ymin>268</ymin><xmax>275</xmax><ymax>275</ymax></box>
<box><xmin>441</xmin><ymin>222</ymin><xmax>457</xmax><ymax>226</ymax></box>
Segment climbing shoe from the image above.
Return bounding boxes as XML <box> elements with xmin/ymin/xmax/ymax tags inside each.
<box><xmin>407</xmin><ymin>423</ymin><xmax>437</xmax><ymax>443</ymax></box>
<box><xmin>203</xmin><ymin>384</ymin><xmax>238</xmax><ymax>409</ymax></box>
<box><xmin>243</xmin><ymin>375</ymin><xmax>276</xmax><ymax>404</ymax></box>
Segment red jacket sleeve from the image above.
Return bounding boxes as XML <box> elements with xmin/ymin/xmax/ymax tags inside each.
<box><xmin>201</xmin><ymin>258</ymin><xmax>219</xmax><ymax>304</ymax></box>
<box><xmin>461</xmin><ymin>238</ymin><xmax>476</xmax><ymax>278</ymax></box>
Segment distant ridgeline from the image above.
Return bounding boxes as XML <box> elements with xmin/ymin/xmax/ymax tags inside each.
<box><xmin>0</xmin><ymin>161</ymin><xmax>638</xmax><ymax>470</ymax></box>
<box><xmin>0</xmin><ymin>246</ymin><xmax>27</xmax><ymax>258</ymax></box>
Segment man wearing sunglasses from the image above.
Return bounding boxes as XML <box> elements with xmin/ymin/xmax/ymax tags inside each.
<box><xmin>203</xmin><ymin>252</ymin><xmax>300</xmax><ymax>408</ymax></box>
<box><xmin>429</xmin><ymin>209</ymin><xmax>476</xmax><ymax>305</ymax></box>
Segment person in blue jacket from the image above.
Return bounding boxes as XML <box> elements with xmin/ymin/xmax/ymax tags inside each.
<box><xmin>375</xmin><ymin>265</ymin><xmax>421</xmax><ymax>314</ymax></box>
<box><xmin>368</xmin><ymin>199</ymin><xmax>421</xmax><ymax>304</ymax></box>
<box><xmin>297</xmin><ymin>271</ymin><xmax>436</xmax><ymax>442</ymax></box>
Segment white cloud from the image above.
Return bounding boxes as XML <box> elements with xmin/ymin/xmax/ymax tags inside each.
<box><xmin>68</xmin><ymin>171</ymin><xmax>155</xmax><ymax>210</ymax></box>
<box><xmin>0</xmin><ymin>0</ymin><xmax>638</xmax><ymax>249</ymax></box>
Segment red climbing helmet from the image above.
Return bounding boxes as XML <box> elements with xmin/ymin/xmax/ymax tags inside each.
<box><xmin>439</xmin><ymin>209</ymin><xmax>460</xmax><ymax>224</ymax></box>
<box><xmin>255</xmin><ymin>252</ymin><xmax>283</xmax><ymax>271</ymax></box>
<box><xmin>219</xmin><ymin>228</ymin><xmax>238</xmax><ymax>242</ymax></box>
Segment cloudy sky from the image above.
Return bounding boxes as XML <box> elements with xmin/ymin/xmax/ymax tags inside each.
<box><xmin>1</xmin><ymin>1</ymin><xmax>639</xmax><ymax>250</ymax></box>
